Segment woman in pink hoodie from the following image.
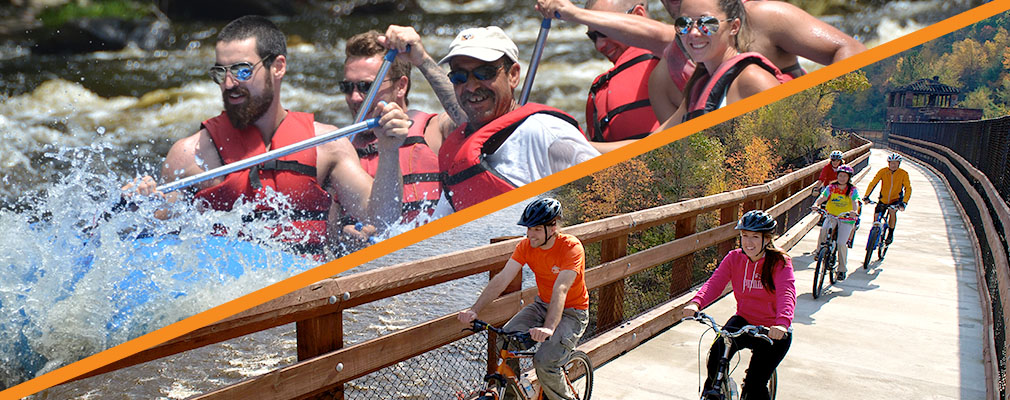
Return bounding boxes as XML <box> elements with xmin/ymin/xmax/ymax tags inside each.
<box><xmin>682</xmin><ymin>209</ymin><xmax>796</xmax><ymax>400</ymax></box>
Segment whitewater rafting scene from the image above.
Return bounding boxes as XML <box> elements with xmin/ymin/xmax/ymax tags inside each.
<box><xmin>0</xmin><ymin>0</ymin><xmax>994</xmax><ymax>398</ymax></box>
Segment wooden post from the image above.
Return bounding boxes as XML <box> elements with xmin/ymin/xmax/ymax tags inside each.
<box><xmin>742</xmin><ymin>199</ymin><xmax>757</xmax><ymax>214</ymax></box>
<box><xmin>296</xmin><ymin>310</ymin><xmax>344</xmax><ymax>399</ymax></box>
<box><xmin>596</xmin><ymin>235</ymin><xmax>628</xmax><ymax>331</ymax></box>
<box><xmin>670</xmin><ymin>215</ymin><xmax>697</xmax><ymax>296</ymax></box>
<box><xmin>718</xmin><ymin>205</ymin><xmax>738</xmax><ymax>260</ymax></box>
<box><xmin>487</xmin><ymin>236</ymin><xmax>523</xmax><ymax>375</ymax></box>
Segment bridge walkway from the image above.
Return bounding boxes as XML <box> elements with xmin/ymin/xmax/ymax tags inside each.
<box><xmin>591</xmin><ymin>149</ymin><xmax>986</xmax><ymax>399</ymax></box>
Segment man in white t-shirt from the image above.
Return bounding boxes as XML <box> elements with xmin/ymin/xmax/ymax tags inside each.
<box><xmin>390</xmin><ymin>26</ymin><xmax>599</xmax><ymax>214</ymax></box>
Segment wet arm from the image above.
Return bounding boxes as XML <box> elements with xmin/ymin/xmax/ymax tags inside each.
<box><xmin>656</xmin><ymin>100</ymin><xmax>687</xmax><ymax>132</ymax></box>
<box><xmin>561</xmin><ymin>8</ymin><xmax>677</xmax><ymax>54</ymax></box>
<box><xmin>727</xmin><ymin>65</ymin><xmax>782</xmax><ymax>103</ymax></box>
<box><xmin>648</xmin><ymin>59</ymin><xmax>683</xmax><ymax>123</ymax></box>
<box><xmin>754</xmin><ymin>1</ymin><xmax>866</xmax><ymax>65</ymax></box>
<box><xmin>417</xmin><ymin>55</ymin><xmax>467</xmax><ymax>132</ymax></box>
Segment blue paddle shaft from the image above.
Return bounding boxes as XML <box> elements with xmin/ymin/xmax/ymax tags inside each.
<box><xmin>519</xmin><ymin>18</ymin><xmax>553</xmax><ymax>106</ymax></box>
<box><xmin>354</xmin><ymin>46</ymin><xmax>409</xmax><ymax>123</ymax></box>
<box><xmin>156</xmin><ymin>118</ymin><xmax>380</xmax><ymax>193</ymax></box>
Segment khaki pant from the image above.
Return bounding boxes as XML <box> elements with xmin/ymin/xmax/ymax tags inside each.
<box><xmin>817</xmin><ymin>217</ymin><xmax>855</xmax><ymax>273</ymax></box>
<box><xmin>499</xmin><ymin>297</ymin><xmax>589</xmax><ymax>400</ymax></box>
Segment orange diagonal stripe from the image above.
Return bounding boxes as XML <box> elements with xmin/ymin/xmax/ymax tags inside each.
<box><xmin>5</xmin><ymin>1</ymin><xmax>1009</xmax><ymax>398</ymax></box>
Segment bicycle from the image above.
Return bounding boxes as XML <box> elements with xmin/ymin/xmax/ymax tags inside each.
<box><xmin>810</xmin><ymin>208</ymin><xmax>857</xmax><ymax>299</ymax></box>
<box><xmin>862</xmin><ymin>200</ymin><xmax>901</xmax><ymax>269</ymax></box>
<box><xmin>460</xmin><ymin>319</ymin><xmax>593</xmax><ymax>400</ymax></box>
<box><xmin>681</xmin><ymin>312</ymin><xmax>777</xmax><ymax>400</ymax></box>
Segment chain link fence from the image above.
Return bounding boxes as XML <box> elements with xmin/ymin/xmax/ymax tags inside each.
<box><xmin>340</xmin><ymin>180</ymin><xmax>827</xmax><ymax>399</ymax></box>
<box><xmin>888</xmin><ymin>130</ymin><xmax>1008</xmax><ymax>399</ymax></box>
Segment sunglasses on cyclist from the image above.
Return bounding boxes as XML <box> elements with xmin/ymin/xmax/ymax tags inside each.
<box><xmin>674</xmin><ymin>16</ymin><xmax>733</xmax><ymax>36</ymax></box>
<box><xmin>208</xmin><ymin>55</ymin><xmax>273</xmax><ymax>84</ymax></box>
<box><xmin>447</xmin><ymin>63</ymin><xmax>505</xmax><ymax>85</ymax></box>
<box><xmin>338</xmin><ymin>78</ymin><xmax>391</xmax><ymax>95</ymax></box>
<box><xmin>586</xmin><ymin>30</ymin><xmax>607</xmax><ymax>42</ymax></box>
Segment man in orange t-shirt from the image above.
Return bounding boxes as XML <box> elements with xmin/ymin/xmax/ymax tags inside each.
<box><xmin>458</xmin><ymin>198</ymin><xmax>589</xmax><ymax>400</ymax></box>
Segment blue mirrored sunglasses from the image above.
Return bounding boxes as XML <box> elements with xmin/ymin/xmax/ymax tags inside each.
<box><xmin>209</xmin><ymin>55</ymin><xmax>272</xmax><ymax>84</ymax></box>
<box><xmin>674</xmin><ymin>16</ymin><xmax>732</xmax><ymax>36</ymax></box>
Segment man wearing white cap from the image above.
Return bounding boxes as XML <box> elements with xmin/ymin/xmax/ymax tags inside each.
<box><xmin>387</xmin><ymin>25</ymin><xmax>600</xmax><ymax>213</ymax></box>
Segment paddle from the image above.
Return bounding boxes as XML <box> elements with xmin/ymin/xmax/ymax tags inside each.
<box><xmin>353</xmin><ymin>47</ymin><xmax>405</xmax><ymax>123</ymax></box>
<box><xmin>101</xmin><ymin>118</ymin><xmax>379</xmax><ymax>229</ymax></box>
<box><xmin>518</xmin><ymin>14</ymin><xmax>557</xmax><ymax>106</ymax></box>
<box><xmin>156</xmin><ymin>117</ymin><xmax>380</xmax><ymax>194</ymax></box>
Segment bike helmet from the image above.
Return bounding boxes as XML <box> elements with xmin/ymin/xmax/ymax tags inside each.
<box><xmin>887</xmin><ymin>153</ymin><xmax>903</xmax><ymax>162</ymax></box>
<box><xmin>829</xmin><ymin>150</ymin><xmax>843</xmax><ymax>160</ymax></box>
<box><xmin>518</xmin><ymin>197</ymin><xmax>562</xmax><ymax>227</ymax></box>
<box><xmin>836</xmin><ymin>164</ymin><xmax>854</xmax><ymax>176</ymax></box>
<box><xmin>735</xmin><ymin>210</ymin><xmax>777</xmax><ymax>232</ymax></box>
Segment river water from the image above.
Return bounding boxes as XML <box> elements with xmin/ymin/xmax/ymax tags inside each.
<box><xmin>0</xmin><ymin>0</ymin><xmax>986</xmax><ymax>397</ymax></box>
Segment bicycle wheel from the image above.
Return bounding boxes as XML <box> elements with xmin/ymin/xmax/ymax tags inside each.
<box><xmin>827</xmin><ymin>244</ymin><xmax>837</xmax><ymax>284</ymax></box>
<box><xmin>812</xmin><ymin>246</ymin><xmax>827</xmax><ymax>299</ymax></box>
<box><xmin>719</xmin><ymin>378</ymin><xmax>737</xmax><ymax>400</ymax></box>
<box><xmin>768</xmin><ymin>369</ymin><xmax>777</xmax><ymax>400</ymax></box>
<box><xmin>877</xmin><ymin>228</ymin><xmax>888</xmax><ymax>260</ymax></box>
<box><xmin>863</xmin><ymin>226</ymin><xmax>879</xmax><ymax>269</ymax></box>
<box><xmin>503</xmin><ymin>379</ymin><xmax>523</xmax><ymax>400</ymax></box>
<box><xmin>563</xmin><ymin>350</ymin><xmax>593</xmax><ymax>400</ymax></box>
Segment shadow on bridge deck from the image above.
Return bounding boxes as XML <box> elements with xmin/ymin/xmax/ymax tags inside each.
<box><xmin>591</xmin><ymin>149</ymin><xmax>986</xmax><ymax>399</ymax></box>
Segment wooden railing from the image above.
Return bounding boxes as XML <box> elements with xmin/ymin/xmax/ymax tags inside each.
<box><xmin>887</xmin><ymin>134</ymin><xmax>1009</xmax><ymax>400</ymax></box>
<box><xmin>80</xmin><ymin>141</ymin><xmax>872</xmax><ymax>399</ymax></box>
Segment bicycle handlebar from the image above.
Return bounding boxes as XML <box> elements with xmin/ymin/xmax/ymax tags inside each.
<box><xmin>680</xmin><ymin>312</ymin><xmax>774</xmax><ymax>345</ymax></box>
<box><xmin>466</xmin><ymin>319</ymin><xmax>539</xmax><ymax>348</ymax></box>
<box><xmin>811</xmin><ymin>207</ymin><xmax>858</xmax><ymax>222</ymax></box>
<box><xmin>862</xmin><ymin>199</ymin><xmax>903</xmax><ymax>210</ymax></box>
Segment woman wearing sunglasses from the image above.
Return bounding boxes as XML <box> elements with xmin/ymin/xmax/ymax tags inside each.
<box><xmin>656</xmin><ymin>0</ymin><xmax>791</xmax><ymax>130</ymax></box>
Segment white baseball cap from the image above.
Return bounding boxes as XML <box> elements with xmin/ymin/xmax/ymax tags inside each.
<box><xmin>438</xmin><ymin>26</ymin><xmax>520</xmax><ymax>65</ymax></box>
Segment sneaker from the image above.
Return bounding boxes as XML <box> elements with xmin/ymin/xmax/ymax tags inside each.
<box><xmin>885</xmin><ymin>232</ymin><xmax>894</xmax><ymax>245</ymax></box>
<box><xmin>836</xmin><ymin>270</ymin><xmax>847</xmax><ymax>281</ymax></box>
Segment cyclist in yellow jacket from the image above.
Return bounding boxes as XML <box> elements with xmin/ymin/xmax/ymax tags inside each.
<box><xmin>862</xmin><ymin>153</ymin><xmax>911</xmax><ymax>245</ymax></box>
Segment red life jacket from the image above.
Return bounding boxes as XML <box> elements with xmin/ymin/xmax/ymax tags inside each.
<box><xmin>585</xmin><ymin>47</ymin><xmax>660</xmax><ymax>142</ymax></box>
<box><xmin>354</xmin><ymin>110</ymin><xmax>443</xmax><ymax>222</ymax></box>
<box><xmin>684</xmin><ymin>52</ymin><xmax>792</xmax><ymax>121</ymax></box>
<box><xmin>663</xmin><ymin>39</ymin><xmax>696</xmax><ymax>92</ymax></box>
<box><xmin>194</xmin><ymin>111</ymin><xmax>331</xmax><ymax>254</ymax></box>
<box><xmin>439</xmin><ymin>103</ymin><xmax>581</xmax><ymax>211</ymax></box>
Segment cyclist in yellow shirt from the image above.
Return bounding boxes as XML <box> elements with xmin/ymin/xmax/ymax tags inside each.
<box><xmin>863</xmin><ymin>153</ymin><xmax>911</xmax><ymax>245</ymax></box>
<box><xmin>813</xmin><ymin>165</ymin><xmax>859</xmax><ymax>280</ymax></box>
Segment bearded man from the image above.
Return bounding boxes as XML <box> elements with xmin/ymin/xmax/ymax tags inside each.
<box><xmin>127</xmin><ymin>16</ymin><xmax>409</xmax><ymax>256</ymax></box>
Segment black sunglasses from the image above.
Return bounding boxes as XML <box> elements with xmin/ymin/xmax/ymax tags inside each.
<box><xmin>674</xmin><ymin>16</ymin><xmax>733</xmax><ymax>36</ymax></box>
<box><xmin>447</xmin><ymin>63</ymin><xmax>504</xmax><ymax>85</ymax></box>
<box><xmin>586</xmin><ymin>30</ymin><xmax>607</xmax><ymax>42</ymax></box>
<box><xmin>208</xmin><ymin>55</ymin><xmax>273</xmax><ymax>84</ymax></box>
<box><xmin>338</xmin><ymin>78</ymin><xmax>391</xmax><ymax>95</ymax></box>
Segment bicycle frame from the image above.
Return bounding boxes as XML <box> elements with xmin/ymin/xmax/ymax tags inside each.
<box><xmin>863</xmin><ymin>200</ymin><xmax>900</xmax><ymax>269</ymax></box>
<box><xmin>462</xmin><ymin>320</ymin><xmax>592</xmax><ymax>400</ymax></box>
<box><xmin>461</xmin><ymin>320</ymin><xmax>537</xmax><ymax>400</ymax></box>
<box><xmin>683</xmin><ymin>313</ymin><xmax>775</xmax><ymax>400</ymax></box>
